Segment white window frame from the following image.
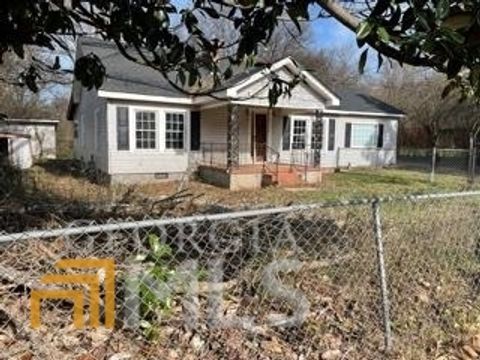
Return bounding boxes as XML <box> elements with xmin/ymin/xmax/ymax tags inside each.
<box><xmin>350</xmin><ymin>123</ymin><xmax>380</xmax><ymax>149</ymax></box>
<box><xmin>289</xmin><ymin>116</ymin><xmax>312</xmax><ymax>151</ymax></box>
<box><xmin>164</xmin><ymin>111</ymin><xmax>187</xmax><ymax>152</ymax></box>
<box><xmin>133</xmin><ymin>108</ymin><xmax>159</xmax><ymax>151</ymax></box>
<box><xmin>115</xmin><ymin>106</ymin><xmax>189</xmax><ymax>153</ymax></box>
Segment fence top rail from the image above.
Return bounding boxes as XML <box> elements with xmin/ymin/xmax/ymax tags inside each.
<box><xmin>1</xmin><ymin>190</ymin><xmax>480</xmax><ymax>243</ymax></box>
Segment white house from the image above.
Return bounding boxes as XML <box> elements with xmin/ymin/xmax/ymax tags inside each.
<box><xmin>0</xmin><ymin>119</ymin><xmax>58</xmax><ymax>169</ymax></box>
<box><xmin>68</xmin><ymin>38</ymin><xmax>405</xmax><ymax>190</ymax></box>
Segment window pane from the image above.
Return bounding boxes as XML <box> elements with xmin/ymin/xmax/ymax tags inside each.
<box><xmin>351</xmin><ymin>124</ymin><xmax>378</xmax><ymax>148</ymax></box>
<box><xmin>292</xmin><ymin>119</ymin><xmax>306</xmax><ymax>150</ymax></box>
<box><xmin>165</xmin><ymin>112</ymin><xmax>185</xmax><ymax>150</ymax></box>
<box><xmin>135</xmin><ymin>111</ymin><xmax>156</xmax><ymax>149</ymax></box>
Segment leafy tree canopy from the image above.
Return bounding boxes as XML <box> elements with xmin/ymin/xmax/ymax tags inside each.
<box><xmin>1</xmin><ymin>0</ymin><xmax>480</xmax><ymax>101</ymax></box>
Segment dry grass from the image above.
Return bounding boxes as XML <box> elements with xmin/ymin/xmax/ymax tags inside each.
<box><xmin>14</xmin><ymin>162</ymin><xmax>479</xmax><ymax>210</ymax></box>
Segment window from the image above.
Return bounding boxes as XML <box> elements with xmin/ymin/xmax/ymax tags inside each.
<box><xmin>351</xmin><ymin>124</ymin><xmax>379</xmax><ymax>148</ymax></box>
<box><xmin>135</xmin><ymin>111</ymin><xmax>156</xmax><ymax>149</ymax></box>
<box><xmin>328</xmin><ymin>118</ymin><xmax>336</xmax><ymax>151</ymax></box>
<box><xmin>291</xmin><ymin>119</ymin><xmax>307</xmax><ymax>150</ymax></box>
<box><xmin>165</xmin><ymin>113</ymin><xmax>185</xmax><ymax>150</ymax></box>
<box><xmin>116</xmin><ymin>107</ymin><xmax>129</xmax><ymax>150</ymax></box>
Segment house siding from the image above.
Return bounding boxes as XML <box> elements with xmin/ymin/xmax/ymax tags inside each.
<box><xmin>73</xmin><ymin>87</ymin><xmax>108</xmax><ymax>172</ymax></box>
<box><xmin>106</xmin><ymin>100</ymin><xmax>191</xmax><ymax>176</ymax></box>
<box><xmin>320</xmin><ymin>116</ymin><xmax>398</xmax><ymax>168</ymax></box>
<box><xmin>234</xmin><ymin>68</ymin><xmax>328</xmax><ymax>110</ymax></box>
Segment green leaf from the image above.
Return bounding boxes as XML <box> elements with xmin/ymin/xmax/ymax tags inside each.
<box><xmin>446</xmin><ymin>30</ymin><xmax>465</xmax><ymax>44</ymax></box>
<box><xmin>357</xmin><ymin>21</ymin><xmax>374</xmax><ymax>40</ymax></box>
<box><xmin>436</xmin><ymin>0</ymin><xmax>450</xmax><ymax>20</ymax></box>
<box><xmin>376</xmin><ymin>27</ymin><xmax>390</xmax><ymax>43</ymax></box>
<box><xmin>148</xmin><ymin>234</ymin><xmax>161</xmax><ymax>254</ymax></box>
<box><xmin>358</xmin><ymin>49</ymin><xmax>369</xmax><ymax>75</ymax></box>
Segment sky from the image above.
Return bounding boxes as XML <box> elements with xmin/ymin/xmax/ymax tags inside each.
<box><xmin>308</xmin><ymin>18</ymin><xmax>357</xmax><ymax>50</ymax></box>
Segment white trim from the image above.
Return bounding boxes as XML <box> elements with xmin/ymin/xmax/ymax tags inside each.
<box><xmin>323</xmin><ymin>109</ymin><xmax>405</xmax><ymax>118</ymax></box>
<box><xmin>132</xmin><ymin>108</ymin><xmax>160</xmax><ymax>152</ymax></box>
<box><xmin>226</xmin><ymin>57</ymin><xmax>340</xmax><ymax>106</ymax></box>
<box><xmin>5</xmin><ymin>119</ymin><xmax>60</xmax><ymax>125</ymax></box>
<box><xmin>350</xmin><ymin>122</ymin><xmax>380</xmax><ymax>149</ymax></box>
<box><xmin>164</xmin><ymin>110</ymin><xmax>189</xmax><ymax>153</ymax></box>
<box><xmin>98</xmin><ymin>90</ymin><xmax>197</xmax><ymax>105</ymax></box>
<box><xmin>289</xmin><ymin>115</ymin><xmax>311</xmax><ymax>151</ymax></box>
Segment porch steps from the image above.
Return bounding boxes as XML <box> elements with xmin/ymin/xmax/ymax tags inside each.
<box><xmin>263</xmin><ymin>165</ymin><xmax>305</xmax><ymax>187</ymax></box>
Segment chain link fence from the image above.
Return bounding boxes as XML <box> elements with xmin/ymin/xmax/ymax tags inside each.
<box><xmin>1</xmin><ymin>192</ymin><xmax>480</xmax><ymax>359</ymax></box>
<box><xmin>397</xmin><ymin>148</ymin><xmax>473</xmax><ymax>177</ymax></box>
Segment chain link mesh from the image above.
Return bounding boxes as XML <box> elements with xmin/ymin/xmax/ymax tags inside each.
<box><xmin>1</xmin><ymin>193</ymin><xmax>480</xmax><ymax>359</ymax></box>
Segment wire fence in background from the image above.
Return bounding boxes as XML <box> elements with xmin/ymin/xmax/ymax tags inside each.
<box><xmin>1</xmin><ymin>192</ymin><xmax>480</xmax><ymax>359</ymax></box>
<box><xmin>397</xmin><ymin>148</ymin><xmax>472</xmax><ymax>177</ymax></box>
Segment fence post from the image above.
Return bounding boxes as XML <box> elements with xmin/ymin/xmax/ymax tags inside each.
<box><xmin>372</xmin><ymin>200</ymin><xmax>393</xmax><ymax>353</ymax></box>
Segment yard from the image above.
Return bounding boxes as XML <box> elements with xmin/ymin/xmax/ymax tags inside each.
<box><xmin>5</xmin><ymin>160</ymin><xmax>477</xmax><ymax>210</ymax></box>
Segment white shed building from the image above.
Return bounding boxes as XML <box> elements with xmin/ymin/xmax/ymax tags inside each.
<box><xmin>0</xmin><ymin>119</ymin><xmax>59</xmax><ymax>169</ymax></box>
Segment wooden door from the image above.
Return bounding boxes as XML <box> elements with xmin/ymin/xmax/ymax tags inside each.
<box><xmin>252</xmin><ymin>114</ymin><xmax>267</xmax><ymax>162</ymax></box>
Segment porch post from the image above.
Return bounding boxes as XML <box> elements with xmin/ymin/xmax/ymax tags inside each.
<box><xmin>312</xmin><ymin>110</ymin><xmax>323</xmax><ymax>167</ymax></box>
<box><xmin>227</xmin><ymin>104</ymin><xmax>240</xmax><ymax>169</ymax></box>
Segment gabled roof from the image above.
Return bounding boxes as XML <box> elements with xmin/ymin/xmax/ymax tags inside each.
<box><xmin>72</xmin><ymin>37</ymin><xmax>404</xmax><ymax>117</ymax></box>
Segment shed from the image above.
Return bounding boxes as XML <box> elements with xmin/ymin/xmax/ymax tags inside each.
<box><xmin>0</xmin><ymin>119</ymin><xmax>59</xmax><ymax>169</ymax></box>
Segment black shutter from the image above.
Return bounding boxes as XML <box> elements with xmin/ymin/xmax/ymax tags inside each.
<box><xmin>116</xmin><ymin>107</ymin><xmax>129</xmax><ymax>151</ymax></box>
<box><xmin>377</xmin><ymin>124</ymin><xmax>384</xmax><ymax>148</ymax></box>
<box><xmin>190</xmin><ymin>111</ymin><xmax>201</xmax><ymax>151</ymax></box>
<box><xmin>345</xmin><ymin>123</ymin><xmax>352</xmax><ymax>148</ymax></box>
<box><xmin>282</xmin><ymin>116</ymin><xmax>291</xmax><ymax>151</ymax></box>
<box><xmin>328</xmin><ymin>118</ymin><xmax>336</xmax><ymax>151</ymax></box>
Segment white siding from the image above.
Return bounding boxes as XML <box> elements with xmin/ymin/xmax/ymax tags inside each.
<box><xmin>0</xmin><ymin>121</ymin><xmax>57</xmax><ymax>160</ymax></box>
<box><xmin>106</xmin><ymin>101</ymin><xmax>191</xmax><ymax>175</ymax></box>
<box><xmin>73</xmin><ymin>88</ymin><xmax>108</xmax><ymax>171</ymax></box>
<box><xmin>9</xmin><ymin>137</ymin><xmax>32</xmax><ymax>169</ymax></box>
<box><xmin>234</xmin><ymin>68</ymin><xmax>328</xmax><ymax>110</ymax></box>
<box><xmin>268</xmin><ymin>112</ymin><xmax>398</xmax><ymax>168</ymax></box>
<box><xmin>198</xmin><ymin>105</ymin><xmax>252</xmax><ymax>165</ymax></box>
<box><xmin>321</xmin><ymin>116</ymin><xmax>398</xmax><ymax>168</ymax></box>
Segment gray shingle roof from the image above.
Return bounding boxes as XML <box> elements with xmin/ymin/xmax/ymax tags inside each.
<box><xmin>79</xmin><ymin>37</ymin><xmax>186</xmax><ymax>97</ymax></box>
<box><xmin>328</xmin><ymin>90</ymin><xmax>405</xmax><ymax>115</ymax></box>
<box><xmin>79</xmin><ymin>37</ymin><xmax>404</xmax><ymax>115</ymax></box>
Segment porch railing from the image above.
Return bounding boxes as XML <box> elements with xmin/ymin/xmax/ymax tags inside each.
<box><xmin>197</xmin><ymin>142</ymin><xmax>280</xmax><ymax>177</ymax></box>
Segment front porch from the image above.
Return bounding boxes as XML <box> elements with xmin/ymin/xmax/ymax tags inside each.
<box><xmin>194</xmin><ymin>104</ymin><xmax>323</xmax><ymax>190</ymax></box>
<box><xmin>198</xmin><ymin>163</ymin><xmax>322</xmax><ymax>191</ymax></box>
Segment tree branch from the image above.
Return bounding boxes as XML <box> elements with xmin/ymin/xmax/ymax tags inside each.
<box><xmin>316</xmin><ymin>0</ymin><xmax>445</xmax><ymax>71</ymax></box>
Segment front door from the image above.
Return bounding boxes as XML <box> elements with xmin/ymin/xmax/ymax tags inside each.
<box><xmin>252</xmin><ymin>114</ymin><xmax>267</xmax><ymax>162</ymax></box>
